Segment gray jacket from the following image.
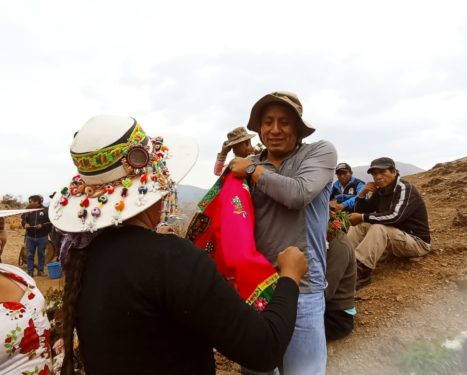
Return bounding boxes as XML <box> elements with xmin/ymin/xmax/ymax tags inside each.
<box><xmin>251</xmin><ymin>140</ymin><xmax>337</xmax><ymax>292</ymax></box>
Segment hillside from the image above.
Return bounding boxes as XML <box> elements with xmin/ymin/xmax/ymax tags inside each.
<box><xmin>327</xmin><ymin>156</ymin><xmax>467</xmax><ymax>374</ymax></box>
<box><xmin>218</xmin><ymin>157</ymin><xmax>467</xmax><ymax>374</ymax></box>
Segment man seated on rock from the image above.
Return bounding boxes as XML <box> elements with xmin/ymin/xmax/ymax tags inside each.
<box><xmin>347</xmin><ymin>157</ymin><xmax>431</xmax><ymax>290</ymax></box>
<box><xmin>325</xmin><ymin>212</ymin><xmax>356</xmax><ymax>341</ymax></box>
<box><xmin>330</xmin><ymin>163</ymin><xmax>364</xmax><ymax>213</ymax></box>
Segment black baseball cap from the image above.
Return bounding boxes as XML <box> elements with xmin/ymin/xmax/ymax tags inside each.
<box><xmin>367</xmin><ymin>157</ymin><xmax>396</xmax><ymax>174</ymax></box>
<box><xmin>335</xmin><ymin>163</ymin><xmax>352</xmax><ymax>173</ymax></box>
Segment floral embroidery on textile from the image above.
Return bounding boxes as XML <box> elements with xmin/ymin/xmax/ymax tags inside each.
<box><xmin>205</xmin><ymin>241</ymin><xmax>215</xmax><ymax>254</ymax></box>
<box><xmin>185</xmin><ymin>213</ymin><xmax>210</xmax><ymax>242</ymax></box>
<box><xmin>246</xmin><ymin>273</ymin><xmax>279</xmax><ymax>312</ymax></box>
<box><xmin>0</xmin><ymin>267</ymin><xmax>52</xmax><ymax>374</ymax></box>
<box><xmin>232</xmin><ymin>196</ymin><xmax>247</xmax><ymax>218</ymax></box>
<box><xmin>2</xmin><ymin>272</ymin><xmax>28</xmax><ymax>286</ymax></box>
<box><xmin>41</xmin><ymin>329</ymin><xmax>52</xmax><ymax>359</ymax></box>
<box><xmin>2</xmin><ymin>301</ymin><xmax>26</xmax><ymax>320</ymax></box>
<box><xmin>4</xmin><ymin>326</ymin><xmax>21</xmax><ymax>357</ymax></box>
<box><xmin>27</xmin><ymin>290</ymin><xmax>36</xmax><ymax>300</ymax></box>
<box><xmin>19</xmin><ymin>319</ymin><xmax>40</xmax><ymax>358</ymax></box>
<box><xmin>197</xmin><ymin>177</ymin><xmax>223</xmax><ymax>212</ymax></box>
<box><xmin>253</xmin><ymin>297</ymin><xmax>267</xmax><ymax>312</ymax></box>
<box><xmin>21</xmin><ymin>364</ymin><xmax>50</xmax><ymax>375</ymax></box>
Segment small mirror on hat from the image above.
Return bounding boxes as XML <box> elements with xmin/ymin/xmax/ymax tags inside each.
<box><xmin>126</xmin><ymin>145</ymin><xmax>150</xmax><ymax>169</ymax></box>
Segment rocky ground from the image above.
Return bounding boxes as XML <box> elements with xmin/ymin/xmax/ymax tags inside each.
<box><xmin>220</xmin><ymin>156</ymin><xmax>467</xmax><ymax>374</ymax></box>
<box><xmin>326</xmin><ymin>157</ymin><xmax>467</xmax><ymax>374</ymax></box>
<box><xmin>2</xmin><ymin>156</ymin><xmax>466</xmax><ymax>374</ymax></box>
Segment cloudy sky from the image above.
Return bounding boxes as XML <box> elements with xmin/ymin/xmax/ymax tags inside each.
<box><xmin>1</xmin><ymin>0</ymin><xmax>466</xmax><ymax>200</ymax></box>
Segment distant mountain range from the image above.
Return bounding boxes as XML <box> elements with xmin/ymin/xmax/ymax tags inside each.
<box><xmin>32</xmin><ymin>162</ymin><xmax>424</xmax><ymax>209</ymax></box>
<box><xmin>177</xmin><ymin>184</ymin><xmax>208</xmax><ymax>204</ymax></box>
<box><xmin>177</xmin><ymin>162</ymin><xmax>425</xmax><ymax>203</ymax></box>
<box><xmin>351</xmin><ymin>161</ymin><xmax>425</xmax><ymax>182</ymax></box>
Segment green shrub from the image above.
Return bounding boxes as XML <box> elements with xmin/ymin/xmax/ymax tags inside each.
<box><xmin>1</xmin><ymin>194</ymin><xmax>26</xmax><ymax>209</ymax></box>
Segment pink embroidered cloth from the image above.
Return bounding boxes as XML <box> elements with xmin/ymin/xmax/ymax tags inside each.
<box><xmin>187</xmin><ymin>172</ymin><xmax>278</xmax><ymax>311</ymax></box>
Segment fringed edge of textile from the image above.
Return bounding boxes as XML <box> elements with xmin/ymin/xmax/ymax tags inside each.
<box><xmin>246</xmin><ymin>272</ymin><xmax>279</xmax><ymax>312</ymax></box>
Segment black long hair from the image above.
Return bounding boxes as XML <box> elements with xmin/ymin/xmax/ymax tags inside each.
<box><xmin>61</xmin><ymin>247</ymin><xmax>88</xmax><ymax>375</ymax></box>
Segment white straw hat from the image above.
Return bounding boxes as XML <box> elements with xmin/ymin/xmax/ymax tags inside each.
<box><xmin>49</xmin><ymin>115</ymin><xmax>198</xmax><ymax>233</ymax></box>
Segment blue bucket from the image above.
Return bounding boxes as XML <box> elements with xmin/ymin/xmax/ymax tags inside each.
<box><xmin>47</xmin><ymin>262</ymin><xmax>62</xmax><ymax>279</ymax></box>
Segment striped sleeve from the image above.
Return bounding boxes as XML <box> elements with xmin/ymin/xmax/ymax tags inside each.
<box><xmin>364</xmin><ymin>179</ymin><xmax>417</xmax><ymax>225</ymax></box>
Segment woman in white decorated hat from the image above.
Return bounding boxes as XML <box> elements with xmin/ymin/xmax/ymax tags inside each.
<box><xmin>53</xmin><ymin>115</ymin><xmax>307</xmax><ymax>375</ymax></box>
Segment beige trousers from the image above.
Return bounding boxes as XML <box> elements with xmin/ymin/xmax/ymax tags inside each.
<box><xmin>347</xmin><ymin>223</ymin><xmax>430</xmax><ymax>269</ymax></box>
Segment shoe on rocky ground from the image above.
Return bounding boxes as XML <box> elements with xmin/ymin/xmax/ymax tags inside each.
<box><xmin>356</xmin><ymin>261</ymin><xmax>372</xmax><ymax>290</ymax></box>
<box><xmin>37</xmin><ymin>270</ymin><xmax>46</xmax><ymax>277</ymax></box>
<box><xmin>408</xmin><ymin>256</ymin><xmax>427</xmax><ymax>263</ymax></box>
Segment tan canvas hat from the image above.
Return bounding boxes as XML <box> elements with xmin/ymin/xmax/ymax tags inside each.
<box><xmin>225</xmin><ymin>127</ymin><xmax>255</xmax><ymax>147</ymax></box>
<box><xmin>246</xmin><ymin>91</ymin><xmax>315</xmax><ymax>138</ymax></box>
<box><xmin>49</xmin><ymin>115</ymin><xmax>198</xmax><ymax>233</ymax></box>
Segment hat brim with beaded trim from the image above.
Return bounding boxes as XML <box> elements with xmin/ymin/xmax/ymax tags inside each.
<box><xmin>49</xmin><ymin>115</ymin><xmax>198</xmax><ymax>233</ymax></box>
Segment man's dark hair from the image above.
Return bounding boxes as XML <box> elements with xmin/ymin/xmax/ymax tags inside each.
<box><xmin>28</xmin><ymin>195</ymin><xmax>43</xmax><ymax>204</ymax></box>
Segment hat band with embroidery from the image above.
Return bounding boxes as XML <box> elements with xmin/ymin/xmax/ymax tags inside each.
<box><xmin>71</xmin><ymin>122</ymin><xmax>148</xmax><ymax>176</ymax></box>
<box><xmin>54</xmin><ymin>134</ymin><xmax>175</xmax><ymax>232</ymax></box>
<box><xmin>49</xmin><ymin>115</ymin><xmax>198</xmax><ymax>233</ymax></box>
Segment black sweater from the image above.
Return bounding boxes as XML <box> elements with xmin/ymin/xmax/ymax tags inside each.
<box><xmin>355</xmin><ymin>176</ymin><xmax>430</xmax><ymax>244</ymax></box>
<box><xmin>21</xmin><ymin>208</ymin><xmax>52</xmax><ymax>238</ymax></box>
<box><xmin>77</xmin><ymin>226</ymin><xmax>299</xmax><ymax>375</ymax></box>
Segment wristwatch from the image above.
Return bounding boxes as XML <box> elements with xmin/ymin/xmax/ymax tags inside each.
<box><xmin>246</xmin><ymin>163</ymin><xmax>257</xmax><ymax>177</ymax></box>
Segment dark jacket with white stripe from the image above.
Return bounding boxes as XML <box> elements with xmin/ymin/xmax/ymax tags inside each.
<box><xmin>354</xmin><ymin>176</ymin><xmax>430</xmax><ymax>244</ymax></box>
<box><xmin>21</xmin><ymin>208</ymin><xmax>52</xmax><ymax>238</ymax></box>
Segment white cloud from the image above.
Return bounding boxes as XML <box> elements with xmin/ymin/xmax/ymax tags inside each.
<box><xmin>1</xmin><ymin>0</ymin><xmax>466</xmax><ymax>198</ymax></box>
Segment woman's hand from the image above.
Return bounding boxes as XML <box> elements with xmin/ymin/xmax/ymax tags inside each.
<box><xmin>277</xmin><ymin>246</ymin><xmax>308</xmax><ymax>286</ymax></box>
